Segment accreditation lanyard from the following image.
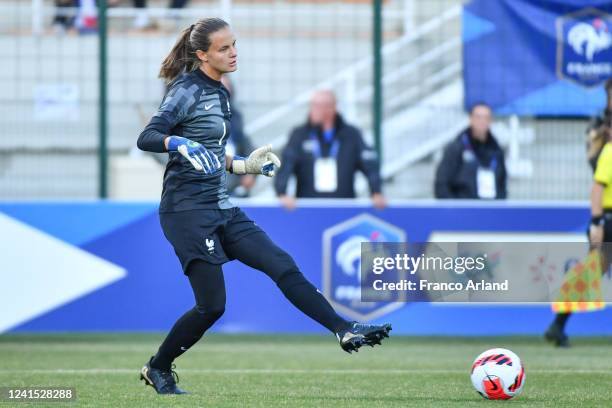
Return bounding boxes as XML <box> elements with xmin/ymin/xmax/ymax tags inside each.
<box><xmin>462</xmin><ymin>134</ymin><xmax>497</xmax><ymax>199</ymax></box>
<box><xmin>311</xmin><ymin>129</ymin><xmax>340</xmax><ymax>192</ymax></box>
<box><xmin>310</xmin><ymin>129</ymin><xmax>340</xmax><ymax>159</ymax></box>
<box><xmin>461</xmin><ymin>134</ymin><xmax>497</xmax><ymax>171</ymax></box>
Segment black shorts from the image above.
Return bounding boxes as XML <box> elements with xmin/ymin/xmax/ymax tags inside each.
<box><xmin>160</xmin><ymin>207</ymin><xmax>263</xmax><ymax>273</ymax></box>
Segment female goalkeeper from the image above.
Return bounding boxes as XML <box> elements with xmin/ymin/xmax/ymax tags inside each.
<box><xmin>136</xmin><ymin>17</ymin><xmax>391</xmax><ymax>395</ymax></box>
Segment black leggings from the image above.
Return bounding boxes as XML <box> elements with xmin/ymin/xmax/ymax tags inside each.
<box><xmin>150</xmin><ymin>231</ymin><xmax>348</xmax><ymax>370</ymax></box>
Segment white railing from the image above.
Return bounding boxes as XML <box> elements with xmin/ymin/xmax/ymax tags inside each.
<box><xmin>355</xmin><ymin>37</ymin><xmax>461</xmax><ymax>103</ymax></box>
<box><xmin>244</xmin><ymin>4</ymin><xmax>462</xmax><ymax>146</ymax></box>
<box><xmin>386</xmin><ymin>62</ymin><xmax>462</xmax><ymax>112</ymax></box>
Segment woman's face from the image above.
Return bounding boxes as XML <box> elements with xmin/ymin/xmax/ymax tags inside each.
<box><xmin>200</xmin><ymin>27</ymin><xmax>237</xmax><ymax>75</ymax></box>
<box><xmin>469</xmin><ymin>105</ymin><xmax>492</xmax><ymax>141</ymax></box>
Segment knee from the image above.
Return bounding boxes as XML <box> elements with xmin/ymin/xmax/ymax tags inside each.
<box><xmin>194</xmin><ymin>305</ymin><xmax>225</xmax><ymax>323</ymax></box>
<box><xmin>268</xmin><ymin>252</ymin><xmax>301</xmax><ymax>284</ymax></box>
<box><xmin>276</xmin><ymin>268</ymin><xmax>309</xmax><ymax>290</ymax></box>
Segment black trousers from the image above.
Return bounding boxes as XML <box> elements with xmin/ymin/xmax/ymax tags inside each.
<box><xmin>151</xmin><ymin>209</ymin><xmax>347</xmax><ymax>370</ymax></box>
<box><xmin>185</xmin><ymin>229</ymin><xmax>347</xmax><ymax>332</ymax></box>
<box><xmin>187</xmin><ymin>229</ymin><xmax>320</xmax><ymax>318</ymax></box>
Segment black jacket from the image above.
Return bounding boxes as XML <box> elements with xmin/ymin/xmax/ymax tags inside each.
<box><xmin>274</xmin><ymin>114</ymin><xmax>382</xmax><ymax>198</ymax></box>
<box><xmin>434</xmin><ymin>128</ymin><xmax>507</xmax><ymax>199</ymax></box>
<box><xmin>137</xmin><ymin>69</ymin><xmax>233</xmax><ymax>211</ymax></box>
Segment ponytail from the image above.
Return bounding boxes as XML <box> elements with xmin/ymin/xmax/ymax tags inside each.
<box><xmin>159</xmin><ymin>18</ymin><xmax>229</xmax><ymax>84</ymax></box>
<box><xmin>159</xmin><ymin>25</ymin><xmax>197</xmax><ymax>84</ymax></box>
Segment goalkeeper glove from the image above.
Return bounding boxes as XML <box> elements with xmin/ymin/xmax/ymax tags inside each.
<box><xmin>167</xmin><ymin>136</ymin><xmax>221</xmax><ymax>174</ymax></box>
<box><xmin>231</xmin><ymin>145</ymin><xmax>281</xmax><ymax>177</ymax></box>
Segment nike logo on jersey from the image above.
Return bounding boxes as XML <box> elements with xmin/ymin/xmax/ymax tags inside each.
<box><xmin>204</xmin><ymin>104</ymin><xmax>215</xmax><ymax>111</ymax></box>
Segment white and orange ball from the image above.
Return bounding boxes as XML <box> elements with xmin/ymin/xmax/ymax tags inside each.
<box><xmin>470</xmin><ymin>348</ymin><xmax>525</xmax><ymax>400</ymax></box>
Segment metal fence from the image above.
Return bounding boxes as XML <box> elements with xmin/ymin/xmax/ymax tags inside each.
<box><xmin>0</xmin><ymin>0</ymin><xmax>598</xmax><ymax>201</ymax></box>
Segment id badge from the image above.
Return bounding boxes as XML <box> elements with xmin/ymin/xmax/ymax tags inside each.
<box><xmin>477</xmin><ymin>167</ymin><xmax>496</xmax><ymax>199</ymax></box>
<box><xmin>314</xmin><ymin>158</ymin><xmax>338</xmax><ymax>192</ymax></box>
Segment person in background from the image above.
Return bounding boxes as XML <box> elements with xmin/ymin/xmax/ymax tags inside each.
<box><xmin>132</xmin><ymin>0</ymin><xmax>190</xmax><ymax>30</ymax></box>
<box><xmin>545</xmin><ymin>119</ymin><xmax>612</xmax><ymax>347</ymax></box>
<box><xmin>53</xmin><ymin>0</ymin><xmax>121</xmax><ymax>33</ymax></box>
<box><xmin>53</xmin><ymin>0</ymin><xmax>77</xmax><ymax>32</ymax></box>
<box><xmin>220</xmin><ymin>76</ymin><xmax>256</xmax><ymax>198</ymax></box>
<box><xmin>274</xmin><ymin>90</ymin><xmax>386</xmax><ymax>210</ymax></box>
<box><xmin>434</xmin><ymin>102</ymin><xmax>507</xmax><ymax>199</ymax></box>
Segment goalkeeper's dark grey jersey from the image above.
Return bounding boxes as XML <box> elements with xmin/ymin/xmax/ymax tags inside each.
<box><xmin>137</xmin><ymin>69</ymin><xmax>234</xmax><ymax>212</ymax></box>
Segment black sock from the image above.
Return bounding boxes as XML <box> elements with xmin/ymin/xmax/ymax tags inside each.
<box><xmin>553</xmin><ymin>312</ymin><xmax>571</xmax><ymax>329</ymax></box>
<box><xmin>276</xmin><ymin>270</ymin><xmax>349</xmax><ymax>333</ymax></box>
<box><xmin>151</xmin><ymin>260</ymin><xmax>225</xmax><ymax>370</ymax></box>
<box><xmin>150</xmin><ymin>306</ymin><xmax>224</xmax><ymax>371</ymax></box>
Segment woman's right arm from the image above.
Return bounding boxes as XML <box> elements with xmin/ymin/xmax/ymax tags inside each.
<box><xmin>137</xmin><ymin>123</ymin><xmax>171</xmax><ymax>153</ymax></box>
<box><xmin>136</xmin><ymin>83</ymin><xmax>221</xmax><ymax>174</ymax></box>
<box><xmin>137</xmin><ymin>82</ymin><xmax>193</xmax><ymax>153</ymax></box>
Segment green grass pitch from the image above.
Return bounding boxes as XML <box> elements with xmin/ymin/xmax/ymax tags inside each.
<box><xmin>0</xmin><ymin>334</ymin><xmax>610</xmax><ymax>407</ymax></box>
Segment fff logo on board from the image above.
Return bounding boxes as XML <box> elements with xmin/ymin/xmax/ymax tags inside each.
<box><xmin>322</xmin><ymin>213</ymin><xmax>406</xmax><ymax>321</ymax></box>
<box><xmin>556</xmin><ymin>7</ymin><xmax>612</xmax><ymax>87</ymax></box>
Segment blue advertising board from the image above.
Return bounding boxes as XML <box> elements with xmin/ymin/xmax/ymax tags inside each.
<box><xmin>1</xmin><ymin>201</ymin><xmax>611</xmax><ymax>336</ymax></box>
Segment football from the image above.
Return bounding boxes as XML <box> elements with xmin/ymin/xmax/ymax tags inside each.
<box><xmin>470</xmin><ymin>348</ymin><xmax>525</xmax><ymax>400</ymax></box>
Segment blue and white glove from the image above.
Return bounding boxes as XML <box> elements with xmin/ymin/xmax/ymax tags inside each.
<box><xmin>167</xmin><ymin>136</ymin><xmax>221</xmax><ymax>174</ymax></box>
<box><xmin>231</xmin><ymin>145</ymin><xmax>281</xmax><ymax>177</ymax></box>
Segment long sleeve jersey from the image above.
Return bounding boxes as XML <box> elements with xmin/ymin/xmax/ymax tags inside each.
<box><xmin>137</xmin><ymin>69</ymin><xmax>234</xmax><ymax>212</ymax></box>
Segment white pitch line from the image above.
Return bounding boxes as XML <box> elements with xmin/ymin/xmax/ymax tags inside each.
<box><xmin>0</xmin><ymin>368</ymin><xmax>611</xmax><ymax>375</ymax></box>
